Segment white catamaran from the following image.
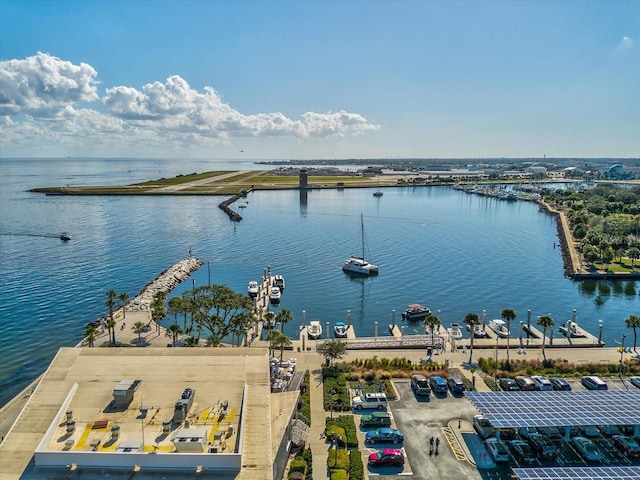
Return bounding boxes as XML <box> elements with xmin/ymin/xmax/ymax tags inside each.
<box><xmin>342</xmin><ymin>214</ymin><xmax>378</xmax><ymax>276</ymax></box>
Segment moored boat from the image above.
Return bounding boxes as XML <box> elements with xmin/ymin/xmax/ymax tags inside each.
<box><xmin>402</xmin><ymin>303</ymin><xmax>431</xmax><ymax>321</ymax></box>
<box><xmin>247</xmin><ymin>280</ymin><xmax>259</xmax><ymax>298</ymax></box>
<box><xmin>373</xmin><ymin>189</ymin><xmax>383</xmax><ymax>197</ymax></box>
<box><xmin>334</xmin><ymin>321</ymin><xmax>348</xmax><ymax>338</ymax></box>
<box><xmin>343</xmin><ymin>214</ymin><xmax>378</xmax><ymax>276</ymax></box>
<box><xmin>466</xmin><ymin>324</ymin><xmax>489</xmax><ymax>338</ymax></box>
<box><xmin>488</xmin><ymin>319</ymin><xmax>510</xmax><ymax>338</ymax></box>
<box><xmin>448</xmin><ymin>323</ymin><xmax>463</xmax><ymax>340</ymax></box>
<box><xmin>269</xmin><ymin>287</ymin><xmax>281</xmax><ymax>305</ymax></box>
<box><xmin>308</xmin><ymin>320</ymin><xmax>322</xmax><ymax>339</ymax></box>
<box><xmin>272</xmin><ymin>274</ymin><xmax>285</xmax><ymax>293</ymax></box>
<box><xmin>559</xmin><ymin>321</ymin><xmax>585</xmax><ymax>338</ymax></box>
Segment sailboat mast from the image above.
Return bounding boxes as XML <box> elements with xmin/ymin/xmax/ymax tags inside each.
<box><xmin>361</xmin><ymin>214</ymin><xmax>365</xmax><ymax>260</ymax></box>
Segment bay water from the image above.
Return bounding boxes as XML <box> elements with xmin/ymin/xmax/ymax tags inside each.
<box><xmin>1</xmin><ymin>158</ymin><xmax>638</xmax><ymax>408</ymax></box>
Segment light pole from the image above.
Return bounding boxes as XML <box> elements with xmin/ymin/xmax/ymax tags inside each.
<box><xmin>330</xmin><ymin>388</ymin><xmax>336</xmax><ymax>418</ymax></box>
<box><xmin>494</xmin><ymin>336</ymin><xmax>499</xmax><ymax>378</ymax></box>
<box><xmin>619</xmin><ymin>333</ymin><xmax>627</xmax><ymax>378</ymax></box>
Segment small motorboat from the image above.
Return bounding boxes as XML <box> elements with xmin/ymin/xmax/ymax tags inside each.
<box><xmin>466</xmin><ymin>324</ymin><xmax>489</xmax><ymax>338</ymax></box>
<box><xmin>488</xmin><ymin>319</ymin><xmax>510</xmax><ymax>338</ymax></box>
<box><xmin>373</xmin><ymin>189</ymin><xmax>383</xmax><ymax>197</ymax></box>
<box><xmin>402</xmin><ymin>303</ymin><xmax>431</xmax><ymax>321</ymax></box>
<box><xmin>334</xmin><ymin>321</ymin><xmax>348</xmax><ymax>338</ymax></box>
<box><xmin>247</xmin><ymin>280</ymin><xmax>259</xmax><ymax>298</ymax></box>
<box><xmin>272</xmin><ymin>274</ymin><xmax>285</xmax><ymax>293</ymax></box>
<box><xmin>448</xmin><ymin>323</ymin><xmax>463</xmax><ymax>340</ymax></box>
<box><xmin>60</xmin><ymin>232</ymin><xmax>71</xmax><ymax>241</ymax></box>
<box><xmin>308</xmin><ymin>320</ymin><xmax>323</xmax><ymax>339</ymax></box>
<box><xmin>269</xmin><ymin>287</ymin><xmax>281</xmax><ymax>305</ymax></box>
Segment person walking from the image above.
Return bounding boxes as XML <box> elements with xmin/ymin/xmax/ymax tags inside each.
<box><xmin>435</xmin><ymin>436</ymin><xmax>440</xmax><ymax>454</ymax></box>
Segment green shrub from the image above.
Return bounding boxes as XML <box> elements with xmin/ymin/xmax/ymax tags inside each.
<box><xmin>327</xmin><ymin>415</ymin><xmax>359</xmax><ymax>449</ymax></box>
<box><xmin>327</xmin><ymin>449</ymin><xmax>349</xmax><ymax>470</ymax></box>
<box><xmin>289</xmin><ymin>458</ymin><xmax>307</xmax><ymax>474</ymax></box>
<box><xmin>330</xmin><ymin>469</ymin><xmax>348</xmax><ymax>480</ymax></box>
<box><xmin>294</xmin><ymin>447</ymin><xmax>312</xmax><ymax>480</ymax></box>
<box><xmin>349</xmin><ymin>450</ymin><xmax>364</xmax><ymax>480</ymax></box>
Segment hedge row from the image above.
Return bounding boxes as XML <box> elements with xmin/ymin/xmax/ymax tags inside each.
<box><xmin>290</xmin><ymin>447</ymin><xmax>312</xmax><ymax>480</ymax></box>
<box><xmin>322</xmin><ymin>368</ymin><xmax>351</xmax><ymax>411</ymax></box>
<box><xmin>326</xmin><ymin>415</ymin><xmax>358</xmax><ymax>449</ymax></box>
<box><xmin>349</xmin><ymin>449</ymin><xmax>364</xmax><ymax>480</ymax></box>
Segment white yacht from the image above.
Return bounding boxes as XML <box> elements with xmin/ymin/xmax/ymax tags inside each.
<box><xmin>272</xmin><ymin>274</ymin><xmax>285</xmax><ymax>292</ymax></box>
<box><xmin>247</xmin><ymin>280</ymin><xmax>259</xmax><ymax>298</ymax></box>
<box><xmin>307</xmin><ymin>320</ymin><xmax>323</xmax><ymax>339</ymax></box>
<box><xmin>448</xmin><ymin>323</ymin><xmax>463</xmax><ymax>340</ymax></box>
<box><xmin>269</xmin><ymin>287</ymin><xmax>281</xmax><ymax>305</ymax></box>
<box><xmin>488</xmin><ymin>319</ymin><xmax>510</xmax><ymax>338</ymax></box>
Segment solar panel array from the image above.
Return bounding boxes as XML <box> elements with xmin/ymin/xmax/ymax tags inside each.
<box><xmin>465</xmin><ymin>391</ymin><xmax>640</xmax><ymax>428</ymax></box>
<box><xmin>512</xmin><ymin>466</ymin><xmax>640</xmax><ymax>480</ymax></box>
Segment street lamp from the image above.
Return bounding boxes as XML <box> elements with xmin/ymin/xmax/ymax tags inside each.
<box><xmin>494</xmin><ymin>336</ymin><xmax>499</xmax><ymax>378</ymax></box>
<box><xmin>330</xmin><ymin>388</ymin><xmax>336</xmax><ymax>418</ymax></box>
<box><xmin>619</xmin><ymin>333</ymin><xmax>627</xmax><ymax>378</ymax></box>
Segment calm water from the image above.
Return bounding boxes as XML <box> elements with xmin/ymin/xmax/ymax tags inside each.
<box><xmin>1</xmin><ymin>158</ymin><xmax>638</xmax><ymax>407</ymax></box>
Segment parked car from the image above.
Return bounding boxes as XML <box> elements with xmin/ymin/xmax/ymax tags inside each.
<box><xmin>612</xmin><ymin>435</ymin><xmax>640</xmax><ymax>457</ymax></box>
<box><xmin>430</xmin><ymin>375</ymin><xmax>448</xmax><ymax>393</ymax></box>
<box><xmin>572</xmin><ymin>436</ymin><xmax>603</xmax><ymax>461</ymax></box>
<box><xmin>368</xmin><ymin>448</ymin><xmax>405</xmax><ymax>467</ymax></box>
<box><xmin>527</xmin><ymin>433</ymin><xmax>558</xmax><ymax>459</ymax></box>
<box><xmin>580</xmin><ymin>425</ymin><xmax>600</xmax><ymax>438</ymax></box>
<box><xmin>629</xmin><ymin>376</ymin><xmax>640</xmax><ymax>389</ymax></box>
<box><xmin>447</xmin><ymin>376</ymin><xmax>465</xmax><ymax>393</ymax></box>
<box><xmin>360</xmin><ymin>412</ymin><xmax>392</xmax><ymax>428</ymax></box>
<box><xmin>599</xmin><ymin>425</ymin><xmax>621</xmax><ymax>437</ymax></box>
<box><xmin>517</xmin><ymin>426</ymin><xmax>537</xmax><ymax>438</ymax></box>
<box><xmin>536</xmin><ymin>426</ymin><xmax>562</xmax><ymax>440</ymax></box>
<box><xmin>486</xmin><ymin>438</ymin><xmax>510</xmax><ymax>463</ymax></box>
<box><xmin>515</xmin><ymin>376</ymin><xmax>537</xmax><ymax>391</ymax></box>
<box><xmin>497</xmin><ymin>427</ymin><xmax>517</xmax><ymax>441</ymax></box>
<box><xmin>473</xmin><ymin>415</ymin><xmax>495</xmax><ymax>439</ymax></box>
<box><xmin>352</xmin><ymin>392</ymin><xmax>388</xmax><ymax>410</ymax></box>
<box><xmin>531</xmin><ymin>375</ymin><xmax>553</xmax><ymax>391</ymax></box>
<box><xmin>581</xmin><ymin>376</ymin><xmax>607</xmax><ymax>390</ymax></box>
<box><xmin>549</xmin><ymin>377</ymin><xmax>572</xmax><ymax>391</ymax></box>
<box><xmin>499</xmin><ymin>378</ymin><xmax>519</xmax><ymax>391</ymax></box>
<box><xmin>509</xmin><ymin>439</ymin><xmax>537</xmax><ymax>464</ymax></box>
<box><xmin>410</xmin><ymin>374</ymin><xmax>431</xmax><ymax>396</ymax></box>
<box><xmin>365</xmin><ymin>428</ymin><xmax>404</xmax><ymax>445</ymax></box>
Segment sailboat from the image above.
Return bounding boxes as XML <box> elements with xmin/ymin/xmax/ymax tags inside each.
<box><xmin>342</xmin><ymin>214</ymin><xmax>378</xmax><ymax>276</ymax></box>
<box><xmin>373</xmin><ymin>176</ymin><xmax>383</xmax><ymax>197</ymax></box>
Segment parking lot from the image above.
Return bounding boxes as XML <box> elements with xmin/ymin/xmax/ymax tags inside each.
<box><xmin>355</xmin><ymin>376</ymin><xmax>640</xmax><ymax>479</ymax></box>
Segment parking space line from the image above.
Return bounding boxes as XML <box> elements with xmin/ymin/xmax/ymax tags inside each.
<box><xmin>442</xmin><ymin>426</ymin><xmax>468</xmax><ymax>462</ymax></box>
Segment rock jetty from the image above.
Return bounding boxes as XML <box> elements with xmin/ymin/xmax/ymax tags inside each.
<box><xmin>126</xmin><ymin>257</ymin><xmax>204</xmax><ymax>311</ymax></box>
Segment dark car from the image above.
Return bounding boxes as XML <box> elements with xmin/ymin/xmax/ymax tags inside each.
<box><xmin>365</xmin><ymin>427</ymin><xmax>404</xmax><ymax>445</ymax></box>
<box><xmin>549</xmin><ymin>377</ymin><xmax>572</xmax><ymax>391</ymax></box>
<box><xmin>473</xmin><ymin>415</ymin><xmax>495</xmax><ymax>439</ymax></box>
<box><xmin>410</xmin><ymin>374</ymin><xmax>431</xmax><ymax>396</ymax></box>
<box><xmin>368</xmin><ymin>448</ymin><xmax>405</xmax><ymax>467</ymax></box>
<box><xmin>447</xmin><ymin>376</ymin><xmax>465</xmax><ymax>393</ymax></box>
<box><xmin>360</xmin><ymin>412</ymin><xmax>392</xmax><ymax>428</ymax></box>
<box><xmin>536</xmin><ymin>426</ymin><xmax>562</xmax><ymax>440</ymax></box>
<box><xmin>509</xmin><ymin>439</ymin><xmax>537</xmax><ymax>464</ymax></box>
<box><xmin>599</xmin><ymin>425</ymin><xmax>621</xmax><ymax>437</ymax></box>
<box><xmin>629</xmin><ymin>376</ymin><xmax>640</xmax><ymax>389</ymax></box>
<box><xmin>499</xmin><ymin>378</ymin><xmax>519</xmax><ymax>391</ymax></box>
<box><xmin>527</xmin><ymin>433</ymin><xmax>558</xmax><ymax>459</ymax></box>
<box><xmin>515</xmin><ymin>376</ymin><xmax>536</xmax><ymax>391</ymax></box>
<box><xmin>612</xmin><ymin>435</ymin><xmax>640</xmax><ymax>457</ymax></box>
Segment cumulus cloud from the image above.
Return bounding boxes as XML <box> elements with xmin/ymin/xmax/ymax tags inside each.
<box><xmin>0</xmin><ymin>52</ymin><xmax>99</xmax><ymax>119</ymax></box>
<box><xmin>0</xmin><ymin>52</ymin><xmax>378</xmax><ymax>151</ymax></box>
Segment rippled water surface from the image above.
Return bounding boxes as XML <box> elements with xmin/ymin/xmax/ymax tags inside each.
<box><xmin>1</xmin><ymin>158</ymin><xmax>638</xmax><ymax>407</ymax></box>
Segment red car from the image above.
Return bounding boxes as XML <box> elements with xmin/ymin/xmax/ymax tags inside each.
<box><xmin>368</xmin><ymin>448</ymin><xmax>405</xmax><ymax>467</ymax></box>
<box><xmin>612</xmin><ymin>435</ymin><xmax>640</xmax><ymax>457</ymax></box>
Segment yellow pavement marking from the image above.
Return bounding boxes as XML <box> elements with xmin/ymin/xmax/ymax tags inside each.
<box><xmin>441</xmin><ymin>427</ymin><xmax>467</xmax><ymax>461</ymax></box>
<box><xmin>73</xmin><ymin>424</ymin><xmax>93</xmax><ymax>450</ymax></box>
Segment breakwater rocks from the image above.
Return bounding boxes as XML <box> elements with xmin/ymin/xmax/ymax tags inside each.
<box><xmin>218</xmin><ymin>195</ymin><xmax>243</xmax><ymax>222</ymax></box>
<box><xmin>126</xmin><ymin>257</ymin><xmax>204</xmax><ymax>311</ymax></box>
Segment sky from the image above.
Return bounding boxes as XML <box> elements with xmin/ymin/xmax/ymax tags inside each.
<box><xmin>0</xmin><ymin>0</ymin><xmax>638</xmax><ymax>160</ymax></box>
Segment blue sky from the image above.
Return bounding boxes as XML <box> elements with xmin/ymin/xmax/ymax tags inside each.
<box><xmin>1</xmin><ymin>0</ymin><xmax>638</xmax><ymax>159</ymax></box>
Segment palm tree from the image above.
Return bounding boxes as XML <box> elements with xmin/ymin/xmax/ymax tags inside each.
<box><xmin>168</xmin><ymin>297</ymin><xmax>184</xmax><ymax>326</ymax></box>
<box><xmin>83</xmin><ymin>325</ymin><xmax>98</xmax><ymax>347</ymax></box>
<box><xmin>536</xmin><ymin>314</ymin><xmax>555</xmax><ymax>361</ymax></box>
<box><xmin>265</xmin><ymin>329</ymin><xmax>280</xmax><ymax>357</ymax></box>
<box><xmin>166</xmin><ymin>324</ymin><xmax>183</xmax><ymax>346</ymax></box>
<box><xmin>272</xmin><ymin>332</ymin><xmax>292</xmax><ymax>361</ymax></box>
<box><xmin>104</xmin><ymin>290</ymin><xmax>118</xmax><ymax>346</ymax></box>
<box><xmin>625</xmin><ymin>314</ymin><xmax>640</xmax><ymax>352</ymax></box>
<box><xmin>118</xmin><ymin>292</ymin><xmax>129</xmax><ymax>319</ymax></box>
<box><xmin>423</xmin><ymin>314</ymin><xmax>441</xmax><ymax>353</ymax></box>
<box><xmin>264</xmin><ymin>311</ymin><xmax>276</xmax><ymax>330</ymax></box>
<box><xmin>132</xmin><ymin>321</ymin><xmax>146</xmax><ymax>346</ymax></box>
<box><xmin>104</xmin><ymin>316</ymin><xmax>116</xmax><ymax>347</ymax></box>
<box><xmin>276</xmin><ymin>308</ymin><xmax>293</xmax><ymax>333</ymax></box>
<box><xmin>501</xmin><ymin>308</ymin><xmax>517</xmax><ymax>366</ymax></box>
<box><xmin>463</xmin><ymin>313</ymin><xmax>480</xmax><ymax>365</ymax></box>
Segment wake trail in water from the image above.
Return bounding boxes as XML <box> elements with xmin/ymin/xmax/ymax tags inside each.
<box><xmin>0</xmin><ymin>232</ymin><xmax>66</xmax><ymax>239</ymax></box>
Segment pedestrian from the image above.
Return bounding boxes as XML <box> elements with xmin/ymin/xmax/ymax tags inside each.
<box><xmin>435</xmin><ymin>437</ymin><xmax>440</xmax><ymax>453</ymax></box>
<box><xmin>429</xmin><ymin>436</ymin><xmax>434</xmax><ymax>448</ymax></box>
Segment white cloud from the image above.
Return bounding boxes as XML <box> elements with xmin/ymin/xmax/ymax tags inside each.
<box><xmin>0</xmin><ymin>52</ymin><xmax>99</xmax><ymax>119</ymax></box>
<box><xmin>613</xmin><ymin>35</ymin><xmax>634</xmax><ymax>55</ymax></box>
<box><xmin>0</xmin><ymin>53</ymin><xmax>379</xmax><ymax>153</ymax></box>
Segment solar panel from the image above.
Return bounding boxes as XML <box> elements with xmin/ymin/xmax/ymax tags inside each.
<box><xmin>465</xmin><ymin>391</ymin><xmax>640</xmax><ymax>428</ymax></box>
<box><xmin>512</xmin><ymin>466</ymin><xmax>640</xmax><ymax>480</ymax></box>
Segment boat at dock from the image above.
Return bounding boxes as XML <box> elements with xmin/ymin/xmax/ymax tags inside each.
<box><xmin>343</xmin><ymin>214</ymin><xmax>378</xmax><ymax>276</ymax></box>
<box><xmin>466</xmin><ymin>324</ymin><xmax>489</xmax><ymax>338</ymax></box>
<box><xmin>488</xmin><ymin>319</ymin><xmax>510</xmax><ymax>338</ymax></box>
<box><xmin>448</xmin><ymin>323</ymin><xmax>463</xmax><ymax>340</ymax></box>
<box><xmin>269</xmin><ymin>287</ymin><xmax>281</xmax><ymax>305</ymax></box>
<box><xmin>334</xmin><ymin>321</ymin><xmax>348</xmax><ymax>338</ymax></box>
<box><xmin>308</xmin><ymin>320</ymin><xmax>323</xmax><ymax>339</ymax></box>
<box><xmin>559</xmin><ymin>321</ymin><xmax>586</xmax><ymax>338</ymax></box>
<box><xmin>402</xmin><ymin>303</ymin><xmax>431</xmax><ymax>321</ymax></box>
<box><xmin>247</xmin><ymin>281</ymin><xmax>259</xmax><ymax>298</ymax></box>
<box><xmin>272</xmin><ymin>274</ymin><xmax>285</xmax><ymax>293</ymax></box>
